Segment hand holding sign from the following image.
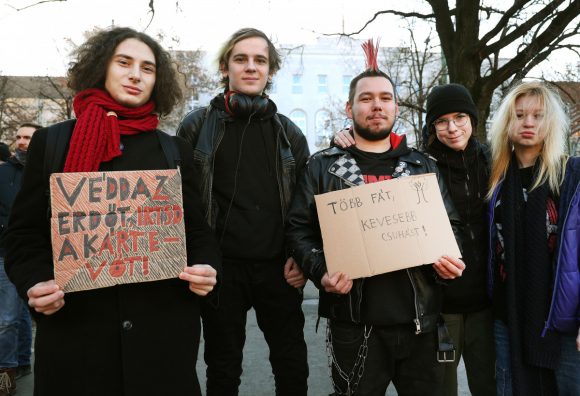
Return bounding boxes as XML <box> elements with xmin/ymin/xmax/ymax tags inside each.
<box><xmin>27</xmin><ymin>280</ymin><xmax>65</xmax><ymax>315</ymax></box>
<box><xmin>432</xmin><ymin>255</ymin><xmax>465</xmax><ymax>279</ymax></box>
<box><xmin>321</xmin><ymin>272</ymin><xmax>353</xmax><ymax>294</ymax></box>
<box><xmin>179</xmin><ymin>265</ymin><xmax>217</xmax><ymax>296</ymax></box>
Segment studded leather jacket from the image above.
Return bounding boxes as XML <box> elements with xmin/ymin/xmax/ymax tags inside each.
<box><xmin>286</xmin><ymin>146</ymin><xmax>462</xmax><ymax>333</ymax></box>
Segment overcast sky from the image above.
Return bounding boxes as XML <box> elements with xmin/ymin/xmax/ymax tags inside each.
<box><xmin>0</xmin><ymin>0</ymin><xmax>419</xmax><ymax>75</ymax></box>
<box><xmin>0</xmin><ymin>0</ymin><xmax>577</xmax><ymax>77</ymax></box>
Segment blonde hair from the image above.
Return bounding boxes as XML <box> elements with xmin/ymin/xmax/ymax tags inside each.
<box><xmin>487</xmin><ymin>81</ymin><xmax>569</xmax><ymax>198</ymax></box>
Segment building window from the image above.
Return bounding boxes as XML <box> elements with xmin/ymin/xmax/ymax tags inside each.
<box><xmin>342</xmin><ymin>75</ymin><xmax>352</xmax><ymax>95</ymax></box>
<box><xmin>318</xmin><ymin>74</ymin><xmax>328</xmax><ymax>94</ymax></box>
<box><xmin>315</xmin><ymin>110</ymin><xmax>332</xmax><ymax>147</ymax></box>
<box><xmin>289</xmin><ymin>110</ymin><xmax>307</xmax><ymax>135</ymax></box>
<box><xmin>292</xmin><ymin>74</ymin><xmax>303</xmax><ymax>94</ymax></box>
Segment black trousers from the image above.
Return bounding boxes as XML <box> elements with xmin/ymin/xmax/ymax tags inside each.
<box><xmin>328</xmin><ymin>320</ymin><xmax>444</xmax><ymax>396</ymax></box>
<box><xmin>201</xmin><ymin>260</ymin><xmax>308</xmax><ymax>396</ymax></box>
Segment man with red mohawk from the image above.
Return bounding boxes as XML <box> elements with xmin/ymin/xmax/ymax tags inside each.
<box><xmin>287</xmin><ymin>40</ymin><xmax>465</xmax><ymax>395</ymax></box>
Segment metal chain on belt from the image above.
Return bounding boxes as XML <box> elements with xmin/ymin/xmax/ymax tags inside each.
<box><xmin>326</xmin><ymin>321</ymin><xmax>373</xmax><ymax>396</ymax></box>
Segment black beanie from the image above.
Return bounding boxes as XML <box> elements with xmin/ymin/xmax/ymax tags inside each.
<box><xmin>425</xmin><ymin>83</ymin><xmax>478</xmax><ymax>129</ymax></box>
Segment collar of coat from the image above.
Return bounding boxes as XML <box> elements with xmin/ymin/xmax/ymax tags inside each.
<box><xmin>321</xmin><ymin>146</ymin><xmax>428</xmax><ymax>187</ymax></box>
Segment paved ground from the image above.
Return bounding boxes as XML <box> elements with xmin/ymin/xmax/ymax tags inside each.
<box><xmin>16</xmin><ymin>283</ymin><xmax>470</xmax><ymax>395</ymax></box>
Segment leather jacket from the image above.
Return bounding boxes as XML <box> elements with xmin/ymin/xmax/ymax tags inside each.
<box><xmin>177</xmin><ymin>103</ymin><xmax>310</xmax><ymax>229</ymax></box>
<box><xmin>286</xmin><ymin>146</ymin><xmax>463</xmax><ymax>333</ymax></box>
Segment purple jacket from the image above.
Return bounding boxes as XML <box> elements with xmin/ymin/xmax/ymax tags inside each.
<box><xmin>487</xmin><ymin>157</ymin><xmax>580</xmax><ymax>335</ymax></box>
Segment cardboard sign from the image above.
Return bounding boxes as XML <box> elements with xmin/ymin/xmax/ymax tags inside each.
<box><xmin>314</xmin><ymin>173</ymin><xmax>460</xmax><ymax>279</ymax></box>
<box><xmin>50</xmin><ymin>169</ymin><xmax>186</xmax><ymax>292</ymax></box>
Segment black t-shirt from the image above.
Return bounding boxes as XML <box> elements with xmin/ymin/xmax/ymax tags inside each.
<box><xmin>347</xmin><ymin>142</ymin><xmax>416</xmax><ymax>326</ymax></box>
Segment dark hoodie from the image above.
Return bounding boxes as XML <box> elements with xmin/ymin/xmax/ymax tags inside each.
<box><xmin>210</xmin><ymin>94</ymin><xmax>285</xmax><ymax>262</ymax></box>
<box><xmin>428</xmin><ymin>137</ymin><xmax>491</xmax><ymax>313</ymax></box>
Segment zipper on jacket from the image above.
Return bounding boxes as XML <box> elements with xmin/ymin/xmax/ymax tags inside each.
<box><xmin>208</xmin><ymin>121</ymin><xmax>226</xmax><ymax>227</ymax></box>
<box><xmin>274</xmin><ymin>130</ymin><xmax>286</xmax><ymax>225</ymax></box>
<box><xmin>406</xmin><ymin>268</ymin><xmax>422</xmax><ymax>334</ymax></box>
<box><xmin>461</xmin><ymin>152</ymin><xmax>476</xmax><ymax>240</ymax></box>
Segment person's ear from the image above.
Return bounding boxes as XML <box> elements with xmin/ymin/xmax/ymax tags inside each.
<box><xmin>219</xmin><ymin>62</ymin><xmax>228</xmax><ymax>78</ymax></box>
<box><xmin>345</xmin><ymin>101</ymin><xmax>353</xmax><ymax>119</ymax></box>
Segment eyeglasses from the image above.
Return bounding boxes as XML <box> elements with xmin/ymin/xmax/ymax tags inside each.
<box><xmin>433</xmin><ymin>114</ymin><xmax>469</xmax><ymax>131</ymax></box>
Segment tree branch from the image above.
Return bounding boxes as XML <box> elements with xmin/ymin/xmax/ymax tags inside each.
<box><xmin>324</xmin><ymin>9</ymin><xmax>437</xmax><ymax>37</ymax></box>
<box><xmin>513</xmin><ymin>48</ymin><xmax>553</xmax><ymax>81</ymax></box>
<box><xmin>479</xmin><ymin>0</ymin><xmax>532</xmax><ymax>45</ymax></box>
<box><xmin>144</xmin><ymin>0</ymin><xmax>155</xmax><ymax>31</ymax></box>
<box><xmin>398</xmin><ymin>100</ymin><xmax>427</xmax><ymax>113</ymax></box>
<box><xmin>6</xmin><ymin>0</ymin><xmax>66</xmax><ymax>11</ymax></box>
<box><xmin>426</xmin><ymin>0</ymin><xmax>461</xmax><ymax>78</ymax></box>
<box><xmin>482</xmin><ymin>0</ymin><xmax>569</xmax><ymax>57</ymax></box>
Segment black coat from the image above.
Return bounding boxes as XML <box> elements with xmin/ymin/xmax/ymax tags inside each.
<box><xmin>5</xmin><ymin>125</ymin><xmax>221</xmax><ymax>396</ymax></box>
<box><xmin>0</xmin><ymin>157</ymin><xmax>23</xmax><ymax>255</ymax></box>
<box><xmin>427</xmin><ymin>137</ymin><xmax>491</xmax><ymax>313</ymax></box>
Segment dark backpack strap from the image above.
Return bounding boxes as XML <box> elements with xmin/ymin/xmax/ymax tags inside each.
<box><xmin>44</xmin><ymin>119</ymin><xmax>76</xmax><ymax>181</ymax></box>
<box><xmin>156</xmin><ymin>130</ymin><xmax>181</xmax><ymax>169</ymax></box>
<box><xmin>44</xmin><ymin>119</ymin><xmax>75</xmax><ymax>219</ymax></box>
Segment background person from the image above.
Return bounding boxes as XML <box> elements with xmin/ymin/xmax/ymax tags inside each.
<box><xmin>0</xmin><ymin>122</ymin><xmax>41</xmax><ymax>396</ymax></box>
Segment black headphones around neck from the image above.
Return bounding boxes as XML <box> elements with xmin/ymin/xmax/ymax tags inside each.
<box><xmin>224</xmin><ymin>91</ymin><xmax>270</xmax><ymax>117</ymax></box>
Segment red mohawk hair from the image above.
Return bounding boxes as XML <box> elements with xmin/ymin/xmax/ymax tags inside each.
<box><xmin>362</xmin><ymin>38</ymin><xmax>381</xmax><ymax>71</ymax></box>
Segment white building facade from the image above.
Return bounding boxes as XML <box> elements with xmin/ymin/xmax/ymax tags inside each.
<box><xmin>269</xmin><ymin>38</ymin><xmax>365</xmax><ymax>153</ymax></box>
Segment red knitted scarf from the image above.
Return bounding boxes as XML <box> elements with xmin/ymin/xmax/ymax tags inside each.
<box><xmin>64</xmin><ymin>88</ymin><xmax>159</xmax><ymax>172</ymax></box>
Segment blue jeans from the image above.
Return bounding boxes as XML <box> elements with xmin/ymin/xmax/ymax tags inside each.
<box><xmin>494</xmin><ymin>320</ymin><xmax>512</xmax><ymax>396</ymax></box>
<box><xmin>556</xmin><ymin>334</ymin><xmax>580</xmax><ymax>396</ymax></box>
<box><xmin>0</xmin><ymin>256</ymin><xmax>32</xmax><ymax>368</ymax></box>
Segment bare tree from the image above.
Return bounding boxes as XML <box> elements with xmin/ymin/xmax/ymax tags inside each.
<box><xmin>317</xmin><ymin>96</ymin><xmax>349</xmax><ymax>149</ymax></box>
<box><xmin>159</xmin><ymin>50</ymin><xmax>218</xmax><ymax>134</ymax></box>
<box><xmin>543</xmin><ymin>62</ymin><xmax>580</xmax><ymax>154</ymax></box>
<box><xmin>0</xmin><ymin>75</ymin><xmax>41</xmax><ymax>143</ymax></box>
<box><xmin>6</xmin><ymin>0</ymin><xmax>66</xmax><ymax>11</ymax></box>
<box><xmin>328</xmin><ymin>0</ymin><xmax>580</xmax><ymax>140</ymax></box>
<box><xmin>379</xmin><ymin>26</ymin><xmax>445</xmax><ymax>147</ymax></box>
<box><xmin>39</xmin><ymin>76</ymin><xmax>74</xmax><ymax>121</ymax></box>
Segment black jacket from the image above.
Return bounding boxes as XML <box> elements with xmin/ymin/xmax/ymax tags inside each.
<box><xmin>176</xmin><ymin>102</ymin><xmax>310</xmax><ymax>230</ymax></box>
<box><xmin>428</xmin><ymin>138</ymin><xmax>491</xmax><ymax>313</ymax></box>
<box><xmin>286</xmin><ymin>145</ymin><xmax>462</xmax><ymax>333</ymax></box>
<box><xmin>0</xmin><ymin>157</ymin><xmax>23</xmax><ymax>255</ymax></box>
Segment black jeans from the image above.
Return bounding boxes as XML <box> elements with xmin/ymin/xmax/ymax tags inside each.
<box><xmin>201</xmin><ymin>260</ymin><xmax>308</xmax><ymax>396</ymax></box>
<box><xmin>328</xmin><ymin>320</ymin><xmax>444</xmax><ymax>396</ymax></box>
